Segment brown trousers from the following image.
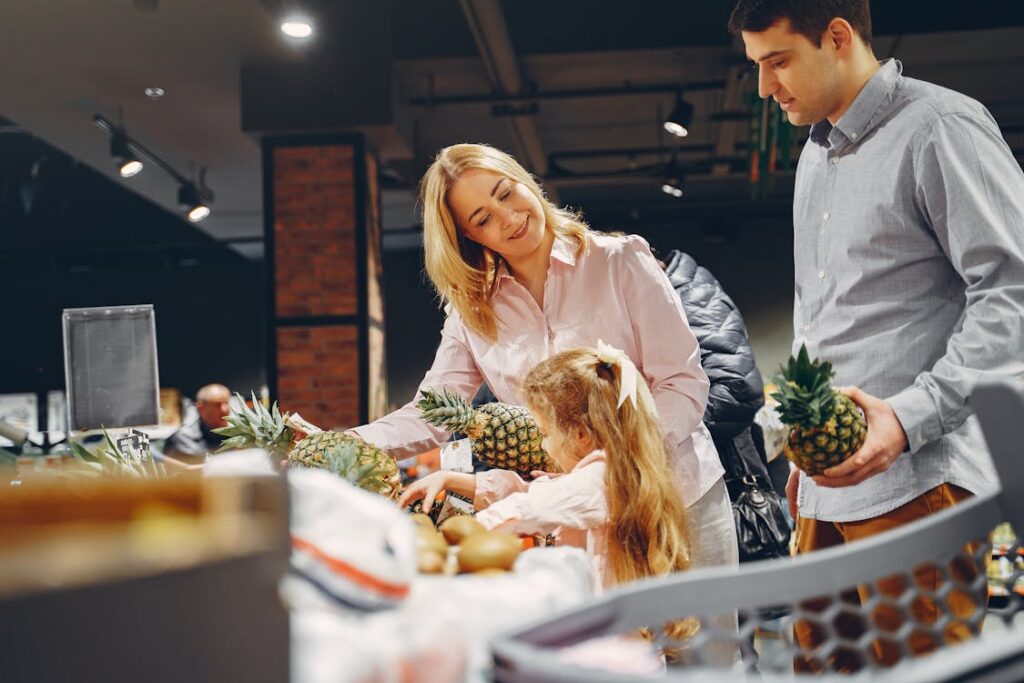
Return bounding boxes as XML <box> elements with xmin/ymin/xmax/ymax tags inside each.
<box><xmin>793</xmin><ymin>483</ymin><xmax>987</xmax><ymax>672</ymax></box>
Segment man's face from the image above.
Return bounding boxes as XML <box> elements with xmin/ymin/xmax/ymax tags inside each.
<box><xmin>742</xmin><ymin>18</ymin><xmax>843</xmax><ymax>126</ymax></box>
<box><xmin>196</xmin><ymin>390</ymin><xmax>230</xmax><ymax>430</ymax></box>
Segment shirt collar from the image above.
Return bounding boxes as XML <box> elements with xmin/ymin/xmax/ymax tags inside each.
<box><xmin>572</xmin><ymin>449</ymin><xmax>606</xmax><ymax>471</ymax></box>
<box><xmin>495</xmin><ymin>232</ymin><xmax>577</xmax><ymax>283</ymax></box>
<box><xmin>809</xmin><ymin>58</ymin><xmax>902</xmax><ymax>149</ymax></box>
<box><xmin>550</xmin><ymin>233</ymin><xmax>577</xmax><ymax>267</ymax></box>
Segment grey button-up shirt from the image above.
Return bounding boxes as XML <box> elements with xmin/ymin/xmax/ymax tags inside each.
<box><xmin>793</xmin><ymin>59</ymin><xmax>1024</xmax><ymax>522</ymax></box>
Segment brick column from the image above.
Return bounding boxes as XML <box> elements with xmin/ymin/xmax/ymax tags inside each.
<box><xmin>263</xmin><ymin>135</ymin><xmax>387</xmax><ymax>430</ymax></box>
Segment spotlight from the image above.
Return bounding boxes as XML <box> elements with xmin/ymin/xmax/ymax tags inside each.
<box><xmin>178</xmin><ymin>182</ymin><xmax>211</xmax><ymax>222</ymax></box>
<box><xmin>111</xmin><ymin>128</ymin><xmax>143</xmax><ymax>178</ymax></box>
<box><xmin>664</xmin><ymin>95</ymin><xmax>695</xmax><ymax>138</ymax></box>
<box><xmin>661</xmin><ymin>163</ymin><xmax>685</xmax><ymax>198</ymax></box>
<box><xmin>280</xmin><ymin>16</ymin><xmax>313</xmax><ymax>39</ymax></box>
<box><xmin>95</xmin><ymin>113</ymin><xmax>216</xmax><ymax>221</ymax></box>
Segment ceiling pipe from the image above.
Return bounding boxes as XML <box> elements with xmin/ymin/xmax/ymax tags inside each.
<box><xmin>458</xmin><ymin>0</ymin><xmax>551</xmax><ymax>186</ymax></box>
<box><xmin>409</xmin><ymin>80</ymin><xmax>726</xmax><ymax>107</ymax></box>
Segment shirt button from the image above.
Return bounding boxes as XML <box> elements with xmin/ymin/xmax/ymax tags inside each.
<box><xmin>831</xmin><ymin>157</ymin><xmax>839</xmax><ymax>166</ymax></box>
<box><xmin>818</xmin><ymin>270</ymin><xmax>825</xmax><ymax>279</ymax></box>
<box><xmin>851</xmin><ymin>132</ymin><xmax>859</xmax><ymax>140</ymax></box>
<box><xmin>823</xmin><ymin>212</ymin><xmax>830</xmax><ymax>221</ymax></box>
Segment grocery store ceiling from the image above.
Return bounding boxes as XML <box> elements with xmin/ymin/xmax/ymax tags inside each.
<box><xmin>1</xmin><ymin>0</ymin><xmax>1023</xmax><ymax>258</ymax></box>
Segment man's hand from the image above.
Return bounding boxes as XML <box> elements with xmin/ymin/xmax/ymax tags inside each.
<box><xmin>785</xmin><ymin>467</ymin><xmax>800</xmax><ymax>520</ymax></box>
<box><xmin>813</xmin><ymin>386</ymin><xmax>908</xmax><ymax>488</ymax></box>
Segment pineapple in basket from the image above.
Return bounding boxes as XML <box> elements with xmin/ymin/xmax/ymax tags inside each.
<box><xmin>416</xmin><ymin>388</ymin><xmax>550</xmax><ymax>475</ymax></box>
<box><xmin>771</xmin><ymin>345</ymin><xmax>867</xmax><ymax>476</ymax></box>
<box><xmin>214</xmin><ymin>393</ymin><xmax>401</xmax><ymax>500</ymax></box>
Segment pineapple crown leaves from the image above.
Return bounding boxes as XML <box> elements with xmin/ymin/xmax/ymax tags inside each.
<box><xmin>308</xmin><ymin>441</ymin><xmax>388</xmax><ymax>494</ymax></box>
<box><xmin>214</xmin><ymin>392</ymin><xmax>293</xmax><ymax>458</ymax></box>
<box><xmin>770</xmin><ymin>344</ymin><xmax>837</xmax><ymax>428</ymax></box>
<box><xmin>68</xmin><ymin>427</ymin><xmax>162</xmax><ymax>478</ymax></box>
<box><xmin>416</xmin><ymin>387</ymin><xmax>475</xmax><ymax>433</ymax></box>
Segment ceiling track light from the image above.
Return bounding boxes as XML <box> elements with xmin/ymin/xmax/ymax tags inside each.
<box><xmin>278</xmin><ymin>1</ymin><xmax>314</xmax><ymax>39</ymax></box>
<box><xmin>178</xmin><ymin>170</ymin><xmax>214</xmax><ymax>223</ymax></box>
<box><xmin>110</xmin><ymin>128</ymin><xmax>143</xmax><ymax>178</ymax></box>
<box><xmin>661</xmin><ymin>157</ymin><xmax>685</xmax><ymax>198</ymax></box>
<box><xmin>94</xmin><ymin>113</ymin><xmax>214</xmax><ymax>222</ymax></box>
<box><xmin>664</xmin><ymin>94</ymin><xmax>695</xmax><ymax>138</ymax></box>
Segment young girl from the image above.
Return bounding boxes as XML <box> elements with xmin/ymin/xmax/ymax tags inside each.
<box><xmin>397</xmin><ymin>342</ymin><xmax>691</xmax><ymax>594</ymax></box>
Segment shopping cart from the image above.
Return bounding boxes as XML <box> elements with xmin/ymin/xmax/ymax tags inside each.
<box><xmin>491</xmin><ymin>380</ymin><xmax>1024</xmax><ymax>682</ymax></box>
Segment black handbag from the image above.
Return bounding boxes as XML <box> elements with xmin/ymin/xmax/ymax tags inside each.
<box><xmin>717</xmin><ymin>427</ymin><xmax>791</xmax><ymax>563</ymax></box>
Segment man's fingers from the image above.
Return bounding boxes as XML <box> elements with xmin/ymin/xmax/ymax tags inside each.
<box><xmin>822</xmin><ymin>445</ymin><xmax>877</xmax><ymax>477</ymax></box>
<box><xmin>838</xmin><ymin>385</ymin><xmax>867</xmax><ymax>404</ymax></box>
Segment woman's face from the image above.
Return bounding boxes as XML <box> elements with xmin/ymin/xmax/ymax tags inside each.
<box><xmin>446</xmin><ymin>168</ymin><xmax>547</xmax><ymax>260</ymax></box>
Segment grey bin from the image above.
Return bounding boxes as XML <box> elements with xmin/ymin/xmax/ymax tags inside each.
<box><xmin>491</xmin><ymin>379</ymin><xmax>1024</xmax><ymax>682</ymax></box>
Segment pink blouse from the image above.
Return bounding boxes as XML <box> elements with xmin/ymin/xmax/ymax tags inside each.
<box><xmin>352</xmin><ymin>232</ymin><xmax>723</xmax><ymax>506</ymax></box>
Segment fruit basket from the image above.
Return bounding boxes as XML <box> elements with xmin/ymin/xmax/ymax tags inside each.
<box><xmin>490</xmin><ymin>380</ymin><xmax>1024</xmax><ymax>682</ymax></box>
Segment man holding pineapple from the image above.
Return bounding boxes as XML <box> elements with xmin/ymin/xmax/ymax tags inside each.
<box><xmin>733</xmin><ymin>0</ymin><xmax>1024</xmax><ymax>669</ymax></box>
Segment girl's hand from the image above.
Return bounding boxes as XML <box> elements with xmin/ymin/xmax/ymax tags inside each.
<box><xmin>397</xmin><ymin>471</ymin><xmax>451</xmax><ymax>512</ymax></box>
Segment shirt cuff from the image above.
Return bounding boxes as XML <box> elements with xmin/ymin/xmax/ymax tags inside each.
<box><xmin>887</xmin><ymin>384</ymin><xmax>942</xmax><ymax>454</ymax></box>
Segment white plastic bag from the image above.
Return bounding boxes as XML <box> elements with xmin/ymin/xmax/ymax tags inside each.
<box><xmin>288</xmin><ymin>468</ymin><xmax>416</xmax><ymax>611</ymax></box>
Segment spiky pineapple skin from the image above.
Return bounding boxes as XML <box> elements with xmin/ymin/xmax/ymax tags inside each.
<box><xmin>783</xmin><ymin>393</ymin><xmax>866</xmax><ymax>476</ymax></box>
<box><xmin>215</xmin><ymin>393</ymin><xmax>401</xmax><ymax>500</ymax></box>
<box><xmin>289</xmin><ymin>431</ymin><xmax>402</xmax><ymax>500</ymax></box>
<box><xmin>470</xmin><ymin>403</ymin><xmax>547</xmax><ymax>473</ymax></box>
<box><xmin>418</xmin><ymin>388</ymin><xmax>549</xmax><ymax>475</ymax></box>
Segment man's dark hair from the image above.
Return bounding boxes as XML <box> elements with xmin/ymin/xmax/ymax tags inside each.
<box><xmin>728</xmin><ymin>0</ymin><xmax>873</xmax><ymax>47</ymax></box>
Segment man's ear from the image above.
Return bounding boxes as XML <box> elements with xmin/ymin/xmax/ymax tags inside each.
<box><xmin>826</xmin><ymin>17</ymin><xmax>855</xmax><ymax>55</ymax></box>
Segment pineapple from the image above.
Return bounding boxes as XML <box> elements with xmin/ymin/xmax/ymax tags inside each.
<box><xmin>771</xmin><ymin>345</ymin><xmax>867</xmax><ymax>476</ymax></box>
<box><xmin>214</xmin><ymin>394</ymin><xmax>401</xmax><ymax>500</ymax></box>
<box><xmin>416</xmin><ymin>388</ymin><xmax>550</xmax><ymax>475</ymax></box>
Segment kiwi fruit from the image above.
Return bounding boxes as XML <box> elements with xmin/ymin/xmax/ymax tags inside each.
<box><xmin>439</xmin><ymin>515</ymin><xmax>486</xmax><ymax>545</ymax></box>
<box><xmin>417</xmin><ymin>550</ymin><xmax>446</xmax><ymax>574</ymax></box>
<box><xmin>409</xmin><ymin>512</ymin><xmax>435</xmax><ymax>529</ymax></box>
<box><xmin>457</xmin><ymin>530</ymin><xmax>521</xmax><ymax>573</ymax></box>
<box><xmin>413</xmin><ymin>525</ymin><xmax>449</xmax><ymax>556</ymax></box>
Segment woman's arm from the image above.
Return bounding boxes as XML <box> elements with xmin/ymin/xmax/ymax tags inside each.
<box><xmin>618</xmin><ymin>236</ymin><xmax>710</xmax><ymax>452</ymax></box>
<box><xmin>350</xmin><ymin>313</ymin><xmax>485</xmax><ymax>460</ymax></box>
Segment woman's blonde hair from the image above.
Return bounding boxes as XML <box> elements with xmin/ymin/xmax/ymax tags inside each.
<box><xmin>419</xmin><ymin>143</ymin><xmax>589</xmax><ymax>341</ymax></box>
<box><xmin>522</xmin><ymin>347</ymin><xmax>691</xmax><ymax>586</ymax></box>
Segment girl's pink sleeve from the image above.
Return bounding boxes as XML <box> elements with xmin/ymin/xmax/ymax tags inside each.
<box><xmin>475</xmin><ymin>463</ymin><xmax>607</xmax><ymax>535</ymax></box>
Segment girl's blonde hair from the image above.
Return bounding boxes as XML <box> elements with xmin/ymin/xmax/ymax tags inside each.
<box><xmin>419</xmin><ymin>143</ymin><xmax>589</xmax><ymax>341</ymax></box>
<box><xmin>521</xmin><ymin>347</ymin><xmax>691</xmax><ymax>586</ymax></box>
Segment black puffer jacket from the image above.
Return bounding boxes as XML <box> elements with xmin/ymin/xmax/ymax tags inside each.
<box><xmin>662</xmin><ymin>250</ymin><xmax>764</xmax><ymax>438</ymax></box>
<box><xmin>664</xmin><ymin>250</ymin><xmax>790</xmax><ymax>562</ymax></box>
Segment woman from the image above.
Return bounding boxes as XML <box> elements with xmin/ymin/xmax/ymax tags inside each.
<box><xmin>351</xmin><ymin>143</ymin><xmax>737</xmax><ymax>570</ymax></box>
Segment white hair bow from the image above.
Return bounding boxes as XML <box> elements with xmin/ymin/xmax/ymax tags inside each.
<box><xmin>595</xmin><ymin>339</ymin><xmax>656</xmax><ymax>414</ymax></box>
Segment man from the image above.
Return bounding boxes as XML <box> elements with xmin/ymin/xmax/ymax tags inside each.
<box><xmin>730</xmin><ymin>0</ymin><xmax>1024</xmax><ymax>670</ymax></box>
<box><xmin>164</xmin><ymin>383</ymin><xmax>231</xmax><ymax>461</ymax></box>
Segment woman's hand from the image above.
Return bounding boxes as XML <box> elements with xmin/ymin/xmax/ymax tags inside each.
<box><xmin>397</xmin><ymin>471</ymin><xmax>452</xmax><ymax>512</ymax></box>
